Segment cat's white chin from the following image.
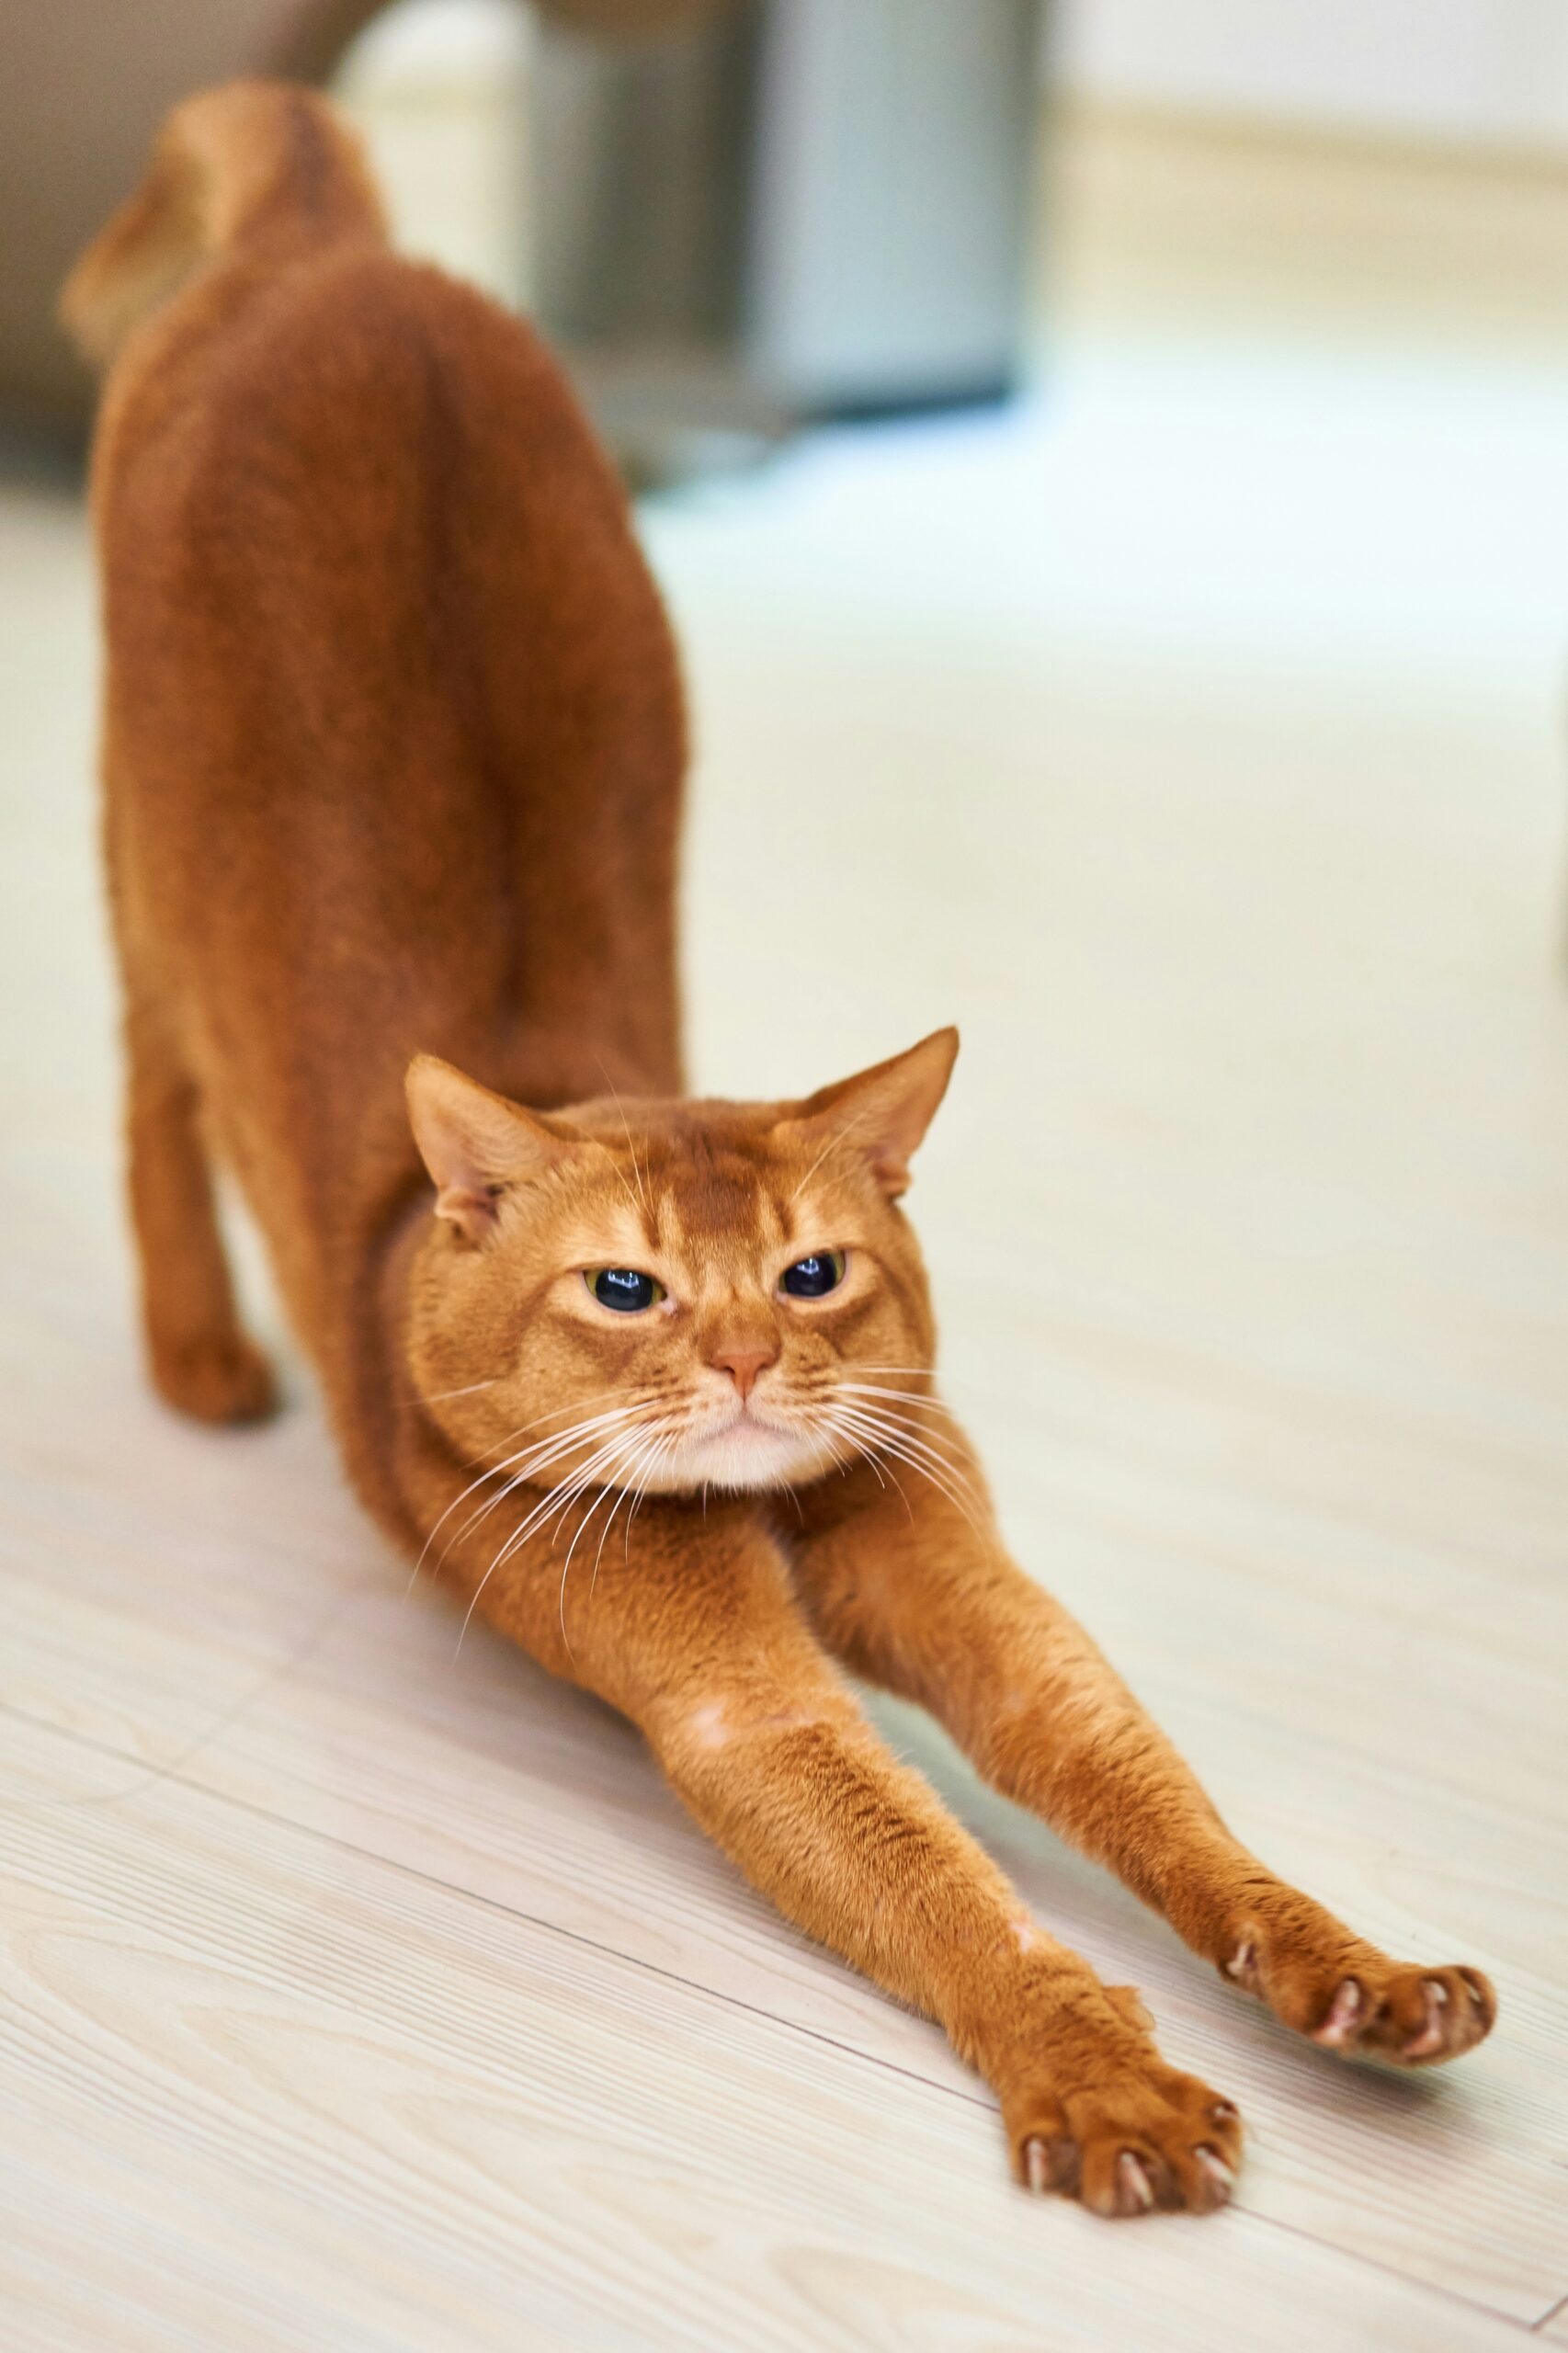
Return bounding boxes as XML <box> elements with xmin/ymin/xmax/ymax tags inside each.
<box><xmin>668</xmin><ymin>1414</ymin><xmax>829</xmax><ymax>1494</ymax></box>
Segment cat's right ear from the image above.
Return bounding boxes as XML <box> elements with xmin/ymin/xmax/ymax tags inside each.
<box><xmin>405</xmin><ymin>1055</ymin><xmax>574</xmax><ymax>1243</ymax></box>
<box><xmin>789</xmin><ymin>1028</ymin><xmax>960</xmax><ymax>1199</ymax></box>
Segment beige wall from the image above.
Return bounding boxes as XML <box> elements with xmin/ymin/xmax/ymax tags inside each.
<box><xmin>1054</xmin><ymin>0</ymin><xmax>1568</xmax><ymax>153</ymax></box>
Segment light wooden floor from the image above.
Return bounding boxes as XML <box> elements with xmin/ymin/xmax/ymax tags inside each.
<box><xmin>4</xmin><ymin>112</ymin><xmax>1568</xmax><ymax>2350</ymax></box>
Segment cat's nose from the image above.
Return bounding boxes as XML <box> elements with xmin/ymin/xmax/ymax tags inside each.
<box><xmin>709</xmin><ymin>1342</ymin><xmax>779</xmax><ymax>1402</ymax></box>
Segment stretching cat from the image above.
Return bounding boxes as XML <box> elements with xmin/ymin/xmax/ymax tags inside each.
<box><xmin>63</xmin><ymin>82</ymin><xmax>1494</xmax><ymax>2219</ymax></box>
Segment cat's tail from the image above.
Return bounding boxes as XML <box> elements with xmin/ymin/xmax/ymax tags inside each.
<box><xmin>60</xmin><ymin>80</ymin><xmax>387</xmax><ymax>369</ymax></box>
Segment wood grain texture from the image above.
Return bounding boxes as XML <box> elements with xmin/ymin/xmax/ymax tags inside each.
<box><xmin>0</xmin><ymin>1713</ymin><xmax>1535</xmax><ymax>2353</ymax></box>
<box><xmin>3</xmin><ymin>106</ymin><xmax>1567</xmax><ymax>2349</ymax></box>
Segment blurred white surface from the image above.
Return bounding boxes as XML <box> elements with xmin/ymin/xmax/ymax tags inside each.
<box><xmin>1057</xmin><ymin>0</ymin><xmax>1568</xmax><ymax>153</ymax></box>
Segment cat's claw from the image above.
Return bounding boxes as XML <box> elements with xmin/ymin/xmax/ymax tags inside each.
<box><xmin>1306</xmin><ymin>1961</ymin><xmax>1494</xmax><ymax>2065</ymax></box>
<box><xmin>1013</xmin><ymin>2058</ymin><xmax>1244</xmax><ymax>2218</ymax></box>
<box><xmin>1403</xmin><ymin>1978</ymin><xmax>1450</xmax><ymax>2060</ymax></box>
<box><xmin>1312</xmin><ymin>1977</ymin><xmax>1364</xmax><ymax>2049</ymax></box>
<box><xmin>1024</xmin><ymin>2135</ymin><xmax>1078</xmax><ymax>2196</ymax></box>
<box><xmin>1224</xmin><ymin>1937</ymin><xmax>1259</xmax><ymax>1990</ymax></box>
<box><xmin>1221</xmin><ymin>1915</ymin><xmax>1495</xmax><ymax>2067</ymax></box>
<box><xmin>1114</xmin><ymin>2151</ymin><xmax>1156</xmax><ymax>2215</ymax></box>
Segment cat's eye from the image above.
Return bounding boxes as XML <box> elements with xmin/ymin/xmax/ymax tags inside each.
<box><xmin>780</xmin><ymin>1250</ymin><xmax>847</xmax><ymax>1300</ymax></box>
<box><xmin>585</xmin><ymin>1267</ymin><xmax>665</xmax><ymax>1313</ymax></box>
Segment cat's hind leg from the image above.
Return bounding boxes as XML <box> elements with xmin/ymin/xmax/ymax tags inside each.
<box><xmin>121</xmin><ymin>980</ymin><xmax>276</xmax><ymax>1425</ymax></box>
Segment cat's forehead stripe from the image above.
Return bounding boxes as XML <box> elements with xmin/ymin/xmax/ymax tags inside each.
<box><xmin>641</xmin><ymin>1142</ymin><xmax>784</xmax><ymax>1248</ymax></box>
<box><xmin>589</xmin><ymin>1118</ymin><xmax>835</xmax><ymax>1260</ymax></box>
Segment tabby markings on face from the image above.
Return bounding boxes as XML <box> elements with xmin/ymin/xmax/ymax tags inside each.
<box><xmin>404</xmin><ymin>1032</ymin><xmax>961</xmax><ymax>1503</ymax></box>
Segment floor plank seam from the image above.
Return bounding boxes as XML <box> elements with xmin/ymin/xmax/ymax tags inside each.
<box><xmin>0</xmin><ymin>1586</ymin><xmax>356</xmax><ymax>1820</ymax></box>
<box><xmin>1243</xmin><ymin>2208</ymin><xmax>1543</xmax><ymax>2336</ymax></box>
<box><xmin>0</xmin><ymin>1697</ymin><xmax>1537</xmax><ymax>2328</ymax></box>
<box><xmin>0</xmin><ymin>1695</ymin><xmax>997</xmax><ymax>2111</ymax></box>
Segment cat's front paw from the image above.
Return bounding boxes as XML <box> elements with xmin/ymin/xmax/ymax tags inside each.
<box><xmin>151</xmin><ymin>1331</ymin><xmax>278</xmax><ymax>1426</ymax></box>
<box><xmin>1222</xmin><ymin>1907</ymin><xmax>1495</xmax><ymax>2067</ymax></box>
<box><xmin>1006</xmin><ymin>2052</ymin><xmax>1243</xmax><ymax>2218</ymax></box>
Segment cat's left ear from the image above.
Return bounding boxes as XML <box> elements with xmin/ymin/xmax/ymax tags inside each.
<box><xmin>405</xmin><ymin>1055</ymin><xmax>577</xmax><ymax>1243</ymax></box>
<box><xmin>789</xmin><ymin>1028</ymin><xmax>959</xmax><ymax>1199</ymax></box>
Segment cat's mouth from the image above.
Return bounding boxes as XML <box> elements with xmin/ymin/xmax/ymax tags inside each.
<box><xmin>671</xmin><ymin>1399</ymin><xmax>832</xmax><ymax>1493</ymax></box>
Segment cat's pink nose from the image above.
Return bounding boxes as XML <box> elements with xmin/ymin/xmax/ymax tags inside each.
<box><xmin>710</xmin><ymin>1343</ymin><xmax>778</xmax><ymax>1402</ymax></box>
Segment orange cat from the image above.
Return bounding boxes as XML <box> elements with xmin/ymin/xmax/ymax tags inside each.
<box><xmin>64</xmin><ymin>81</ymin><xmax>1494</xmax><ymax>2219</ymax></box>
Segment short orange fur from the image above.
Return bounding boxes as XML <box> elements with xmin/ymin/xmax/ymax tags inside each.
<box><xmin>65</xmin><ymin>83</ymin><xmax>1495</xmax><ymax>2218</ymax></box>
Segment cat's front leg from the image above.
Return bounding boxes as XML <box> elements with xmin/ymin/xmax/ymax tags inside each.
<box><xmin>788</xmin><ymin>1448</ymin><xmax>1496</xmax><ymax>2074</ymax></box>
<box><xmin>462</xmin><ymin>1491</ymin><xmax>1242</xmax><ymax>2213</ymax></box>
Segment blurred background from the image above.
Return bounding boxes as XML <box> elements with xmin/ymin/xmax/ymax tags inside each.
<box><xmin>6</xmin><ymin>0</ymin><xmax>1568</xmax><ymax>1730</ymax></box>
<box><xmin>4</xmin><ymin>6</ymin><xmax>1568</xmax><ymax>2338</ymax></box>
<box><xmin>5</xmin><ymin>0</ymin><xmax>1567</xmax><ymax>1795</ymax></box>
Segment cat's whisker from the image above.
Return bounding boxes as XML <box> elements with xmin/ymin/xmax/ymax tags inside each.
<box><xmin>824</xmin><ymin>1419</ymin><xmax>917</xmax><ymax>1526</ymax></box>
<box><xmin>588</xmin><ymin>1445</ymin><xmax>645</xmax><ymax>1597</ymax></box>
<box><xmin>409</xmin><ymin>1398</ymin><xmax>647</xmax><ymax>1597</ymax></box>
<box><xmin>557</xmin><ymin>1427</ymin><xmax>660</xmax><ymax>1574</ymax></box>
<box><xmin>828</xmin><ymin>1392</ymin><xmax>973</xmax><ymax>1470</ymax></box>
<box><xmin>419</xmin><ymin>1384</ymin><xmax>636</xmax><ymax>1569</ymax></box>
<box><xmin>458</xmin><ymin>1429</ymin><xmax>637</xmax><ymax>1657</ymax></box>
<box><xmin>596</xmin><ymin>1059</ymin><xmax>653</xmax><ymax>1223</ymax></box>
<box><xmin>494</xmin><ymin>1464</ymin><xmax>602</xmax><ymax>1580</ymax></box>
<box><xmin>834</xmin><ymin>1381</ymin><xmax>955</xmax><ymax>1420</ymax></box>
<box><xmin>815</xmin><ymin>1420</ymin><xmax>892</xmax><ymax>1495</ymax></box>
<box><xmin>787</xmin><ymin>1109</ymin><xmax>869</xmax><ymax>1209</ymax></box>
<box><xmin>463</xmin><ymin>1479</ymin><xmax>595</xmax><ymax>1657</ymax></box>
<box><xmin>824</xmin><ymin>1388</ymin><xmax>960</xmax><ymax>1440</ymax></box>
<box><xmin>870</xmin><ymin>1449</ymin><xmax>983</xmax><ymax>1534</ymax></box>
<box><xmin>600</xmin><ymin>1123</ymin><xmax>649</xmax><ymax>1224</ymax></box>
<box><xmin>467</xmin><ymin>1401</ymin><xmax>687</xmax><ymax>1662</ymax></box>
<box><xmin>557</xmin><ymin>1438</ymin><xmax>640</xmax><ymax>1665</ymax></box>
<box><xmin>448</xmin><ymin>1403</ymin><xmax>647</xmax><ymax>1557</ymax></box>
<box><xmin>800</xmin><ymin>1410</ymin><xmax>910</xmax><ymax>1522</ymax></box>
<box><xmin>831</xmin><ymin>1405</ymin><xmax>980</xmax><ymax>1502</ymax></box>
<box><xmin>553</xmin><ymin>1413</ymin><xmax>686</xmax><ymax>1659</ymax></box>
<box><xmin>841</xmin><ymin>1436</ymin><xmax>982</xmax><ymax>1536</ymax></box>
<box><xmin>467</xmin><ymin>1382</ymin><xmax>642</xmax><ymax>1467</ymax></box>
<box><xmin>497</xmin><ymin>1425</ymin><xmax>653</xmax><ymax>1568</ymax></box>
<box><xmin>623</xmin><ymin>1432</ymin><xmax>674</xmax><ymax>1562</ymax></box>
<box><xmin>847</xmin><ymin>1362</ymin><xmax>991</xmax><ymax>1405</ymax></box>
<box><xmin>458</xmin><ymin>1415</ymin><xmax>634</xmax><ymax>1529</ymax></box>
<box><xmin>398</xmin><ymin>1374</ymin><xmax>502</xmax><ymax>1409</ymax></box>
<box><xmin>590</xmin><ymin>1425</ymin><xmax>670</xmax><ymax>1608</ymax></box>
<box><xmin>410</xmin><ymin>1401</ymin><xmax>643</xmax><ymax>1595</ymax></box>
<box><xmin>824</xmin><ymin>1402</ymin><xmax>987</xmax><ymax>1536</ymax></box>
<box><xmin>408</xmin><ymin>1454</ymin><xmax>524</xmax><ymax>1597</ymax></box>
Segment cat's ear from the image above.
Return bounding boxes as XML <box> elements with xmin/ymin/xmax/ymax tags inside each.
<box><xmin>790</xmin><ymin>1028</ymin><xmax>959</xmax><ymax>1199</ymax></box>
<box><xmin>405</xmin><ymin>1055</ymin><xmax>575</xmax><ymax>1243</ymax></box>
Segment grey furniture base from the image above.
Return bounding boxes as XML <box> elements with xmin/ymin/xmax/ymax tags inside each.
<box><xmin>532</xmin><ymin>0</ymin><xmax>1043</xmax><ymax>461</ymax></box>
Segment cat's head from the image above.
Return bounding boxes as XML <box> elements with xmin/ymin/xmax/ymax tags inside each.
<box><xmin>403</xmin><ymin>1031</ymin><xmax>958</xmax><ymax>1497</ymax></box>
